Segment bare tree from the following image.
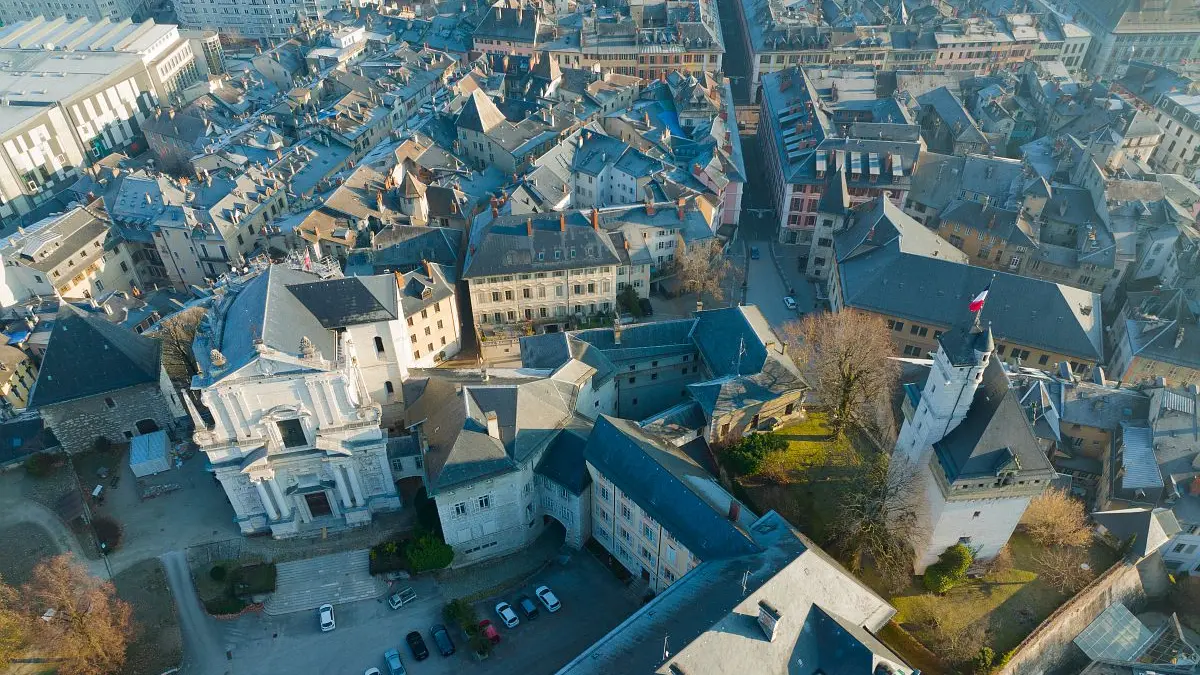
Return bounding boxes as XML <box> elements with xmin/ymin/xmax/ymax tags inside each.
<box><xmin>0</xmin><ymin>575</ymin><xmax>26</xmax><ymax>669</ymax></box>
<box><xmin>674</xmin><ymin>240</ymin><xmax>740</xmax><ymax>303</ymax></box>
<box><xmin>149</xmin><ymin>306</ymin><xmax>207</xmax><ymax>384</ymax></box>
<box><xmin>781</xmin><ymin>310</ymin><xmax>900</xmax><ymax>439</ymax></box>
<box><xmin>1033</xmin><ymin>546</ymin><xmax>1095</xmax><ymax>593</ymax></box>
<box><xmin>829</xmin><ymin>453</ymin><xmax>923</xmax><ymax>591</ymax></box>
<box><xmin>25</xmin><ymin>555</ymin><xmax>132</xmax><ymax>675</ymax></box>
<box><xmin>1021</xmin><ymin>489</ymin><xmax>1092</xmax><ymax>548</ymax></box>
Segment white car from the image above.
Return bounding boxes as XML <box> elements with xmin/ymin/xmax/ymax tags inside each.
<box><xmin>534</xmin><ymin>585</ymin><xmax>561</xmax><ymax>613</ymax></box>
<box><xmin>495</xmin><ymin>601</ymin><xmax>520</xmax><ymax>628</ymax></box>
<box><xmin>783</xmin><ymin>296</ymin><xmax>797</xmax><ymax>310</ymax></box>
<box><xmin>318</xmin><ymin>603</ymin><xmax>335</xmax><ymax>632</ymax></box>
<box><xmin>364</xmin><ymin>669</ymin><xmax>381</xmax><ymax>675</ymax></box>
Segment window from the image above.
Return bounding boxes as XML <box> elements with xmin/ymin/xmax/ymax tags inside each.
<box><xmin>454</xmin><ymin>502</ymin><xmax>467</xmax><ymax>517</ymax></box>
<box><xmin>276</xmin><ymin>419</ymin><xmax>307</xmax><ymax>448</ymax></box>
<box><xmin>384</xmin><ymin>381</ymin><xmax>394</xmax><ymax>395</ymax></box>
<box><xmin>621</xmin><ymin>504</ymin><xmax>632</xmax><ymax>520</ymax></box>
<box><xmin>665</xmin><ymin>546</ymin><xmax>677</xmax><ymax>565</ymax></box>
<box><xmin>600</xmin><ymin>487</ymin><xmax>610</xmax><ymax>500</ymax></box>
<box><xmin>642</xmin><ymin>524</ymin><xmax>655</xmax><ymax>541</ymax></box>
<box><xmin>1038</xmin><ymin>355</ymin><xmax>1049</xmax><ymax>365</ymax></box>
<box><xmin>104</xmin><ymin>397</ymin><xmax>116</xmax><ymax>408</ymax></box>
<box><xmin>972</xmin><ymin>511</ymin><xmax>981</xmax><ymax>518</ymax></box>
<box><xmin>477</xmin><ymin>495</ymin><xmax>491</xmax><ymax>509</ymax></box>
<box><xmin>374</xmin><ymin>336</ymin><xmax>385</xmax><ymax>354</ymax></box>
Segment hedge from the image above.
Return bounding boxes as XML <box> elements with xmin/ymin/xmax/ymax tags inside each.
<box><xmin>230</xmin><ymin>563</ymin><xmax>276</xmax><ymax>596</ymax></box>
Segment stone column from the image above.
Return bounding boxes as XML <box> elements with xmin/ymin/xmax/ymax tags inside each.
<box><xmin>255</xmin><ymin>480</ymin><xmax>279</xmax><ymax>521</ymax></box>
<box><xmin>269</xmin><ymin>477</ymin><xmax>291</xmax><ymax>518</ymax></box>
<box><xmin>334</xmin><ymin>466</ymin><xmax>353</xmax><ymax>508</ymax></box>
<box><xmin>347</xmin><ymin>464</ymin><xmax>365</xmax><ymax>506</ymax></box>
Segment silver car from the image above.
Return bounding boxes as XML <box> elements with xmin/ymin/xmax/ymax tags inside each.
<box><xmin>318</xmin><ymin>603</ymin><xmax>335</xmax><ymax>632</ymax></box>
<box><xmin>495</xmin><ymin>601</ymin><xmax>520</xmax><ymax>628</ymax></box>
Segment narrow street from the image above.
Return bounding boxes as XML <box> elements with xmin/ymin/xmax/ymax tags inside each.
<box><xmin>161</xmin><ymin>550</ymin><xmax>227</xmax><ymax>675</ymax></box>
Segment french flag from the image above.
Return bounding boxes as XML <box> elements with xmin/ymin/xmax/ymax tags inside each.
<box><xmin>969</xmin><ymin>284</ymin><xmax>990</xmax><ymax>313</ymax></box>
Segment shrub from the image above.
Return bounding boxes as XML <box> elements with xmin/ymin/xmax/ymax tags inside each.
<box><xmin>209</xmin><ymin>565</ymin><xmax>227</xmax><ymax>582</ymax></box>
<box><xmin>92</xmin><ymin>515</ymin><xmax>123</xmax><ymax>553</ymax></box>
<box><xmin>973</xmin><ymin>646</ymin><xmax>995</xmax><ymax>674</ymax></box>
<box><xmin>469</xmin><ymin>631</ymin><xmax>493</xmax><ymax>656</ymax></box>
<box><xmin>369</xmin><ymin>539</ymin><xmax>409</xmax><ymax>575</ymax></box>
<box><xmin>724</xmin><ymin>433</ymin><xmax>787</xmax><ymax>475</ymax></box>
<box><xmin>230</xmin><ymin>563</ymin><xmax>276</xmax><ymax>596</ymax></box>
<box><xmin>443</xmin><ymin>598</ymin><xmax>476</xmax><ymax>630</ymax></box>
<box><xmin>203</xmin><ymin>596</ymin><xmax>246</xmax><ymax>615</ymax></box>
<box><xmin>405</xmin><ymin>531</ymin><xmax>453</xmax><ymax>572</ymax></box>
<box><xmin>24</xmin><ymin>451</ymin><xmax>59</xmax><ymax>477</ymax></box>
<box><xmin>923</xmin><ymin>544</ymin><xmax>973</xmax><ymax>594</ymax></box>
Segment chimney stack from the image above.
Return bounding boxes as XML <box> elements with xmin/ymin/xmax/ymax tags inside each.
<box><xmin>591</xmin><ymin>208</ymin><xmax>600</xmax><ymax>230</ymax></box>
<box><xmin>485</xmin><ymin>411</ymin><xmax>500</xmax><ymax>440</ymax></box>
<box><xmin>526</xmin><ymin>217</ymin><xmax>534</xmax><ymax>236</ymax></box>
<box><xmin>559</xmin><ymin>211</ymin><xmax>567</xmax><ymax>231</ymax></box>
<box><xmin>676</xmin><ymin>197</ymin><xmax>686</xmax><ymax>221</ymax></box>
<box><xmin>646</xmin><ymin>199</ymin><xmax>656</xmax><ymax>216</ymax></box>
<box><xmin>423</xmin><ymin>259</ymin><xmax>433</xmax><ymax>278</ymax></box>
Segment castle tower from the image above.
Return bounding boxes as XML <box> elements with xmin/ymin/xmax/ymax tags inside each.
<box><xmin>893</xmin><ymin>323</ymin><xmax>995</xmax><ymax>468</ymax></box>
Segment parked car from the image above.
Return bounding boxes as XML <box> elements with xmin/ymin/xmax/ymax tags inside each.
<box><xmin>383</xmin><ymin>648</ymin><xmax>406</xmax><ymax>675</ymax></box>
<box><xmin>638</xmin><ymin>297</ymin><xmax>653</xmax><ymax>316</ymax></box>
<box><xmin>478</xmin><ymin>619</ymin><xmax>501</xmax><ymax>644</ymax></box>
<box><xmin>534</xmin><ymin>585</ymin><xmax>561</xmax><ymax>613</ymax></box>
<box><xmin>783</xmin><ymin>296</ymin><xmax>797</xmax><ymax>310</ymax></box>
<box><xmin>388</xmin><ymin>587</ymin><xmax>417</xmax><ymax>609</ymax></box>
<box><xmin>495</xmin><ymin>601</ymin><xmax>520</xmax><ymax>628</ymax></box>
<box><xmin>430</xmin><ymin>624</ymin><xmax>456</xmax><ymax>657</ymax></box>
<box><xmin>318</xmin><ymin>604</ymin><xmax>335</xmax><ymax>632</ymax></box>
<box><xmin>365</xmin><ymin>669</ymin><xmax>381</xmax><ymax>675</ymax></box>
<box><xmin>750</xmin><ymin>246</ymin><xmax>761</xmax><ymax>260</ymax></box>
<box><xmin>518</xmin><ymin>595</ymin><xmax>540</xmax><ymax>620</ymax></box>
<box><xmin>405</xmin><ymin>631</ymin><xmax>429</xmax><ymax>661</ymax></box>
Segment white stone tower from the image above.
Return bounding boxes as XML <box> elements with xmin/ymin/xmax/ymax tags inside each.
<box><xmin>893</xmin><ymin>322</ymin><xmax>995</xmax><ymax>468</ymax></box>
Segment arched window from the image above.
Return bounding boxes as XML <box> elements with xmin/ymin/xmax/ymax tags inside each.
<box><xmin>374</xmin><ymin>336</ymin><xmax>385</xmax><ymax>354</ymax></box>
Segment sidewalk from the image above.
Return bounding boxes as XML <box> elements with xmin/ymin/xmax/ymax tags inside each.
<box><xmin>436</xmin><ymin>528</ymin><xmax>564</xmax><ymax>601</ymax></box>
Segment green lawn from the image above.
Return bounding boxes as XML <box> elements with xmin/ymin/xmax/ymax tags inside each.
<box><xmin>890</xmin><ymin>532</ymin><xmax>1119</xmax><ymax>658</ymax></box>
<box><xmin>738</xmin><ymin>412</ymin><xmax>868</xmax><ymax>546</ymax></box>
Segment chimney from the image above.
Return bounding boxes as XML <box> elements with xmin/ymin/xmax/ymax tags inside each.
<box><xmin>756</xmin><ymin>600</ymin><xmax>782</xmax><ymax>642</ymax></box>
<box><xmin>676</xmin><ymin>197</ymin><xmax>685</xmax><ymax>221</ymax></box>
<box><xmin>591</xmin><ymin>208</ymin><xmax>600</xmax><ymax>230</ymax></box>
<box><xmin>485</xmin><ymin>411</ymin><xmax>500</xmax><ymax>439</ymax></box>
<box><xmin>646</xmin><ymin>200</ymin><xmax>656</xmax><ymax>216</ymax></box>
<box><xmin>559</xmin><ymin>211</ymin><xmax>567</xmax><ymax>231</ymax></box>
<box><xmin>491</xmin><ymin>205</ymin><xmax>499</xmax><ymax>217</ymax></box>
<box><xmin>614</xmin><ymin>322</ymin><xmax>622</xmax><ymax>345</ymax></box>
<box><xmin>423</xmin><ymin>259</ymin><xmax>433</xmax><ymax>278</ymax></box>
<box><xmin>526</xmin><ymin>217</ymin><xmax>534</xmax><ymax>236</ymax></box>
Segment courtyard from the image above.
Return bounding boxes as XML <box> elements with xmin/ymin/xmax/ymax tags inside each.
<box><xmin>197</xmin><ymin>545</ymin><xmax>640</xmax><ymax>675</ymax></box>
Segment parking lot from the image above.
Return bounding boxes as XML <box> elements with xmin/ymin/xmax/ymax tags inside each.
<box><xmin>216</xmin><ymin>548</ymin><xmax>640</xmax><ymax>675</ymax></box>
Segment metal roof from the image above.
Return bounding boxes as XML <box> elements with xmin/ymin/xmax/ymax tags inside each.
<box><xmin>1119</xmin><ymin>423</ymin><xmax>1163</xmax><ymax>491</ymax></box>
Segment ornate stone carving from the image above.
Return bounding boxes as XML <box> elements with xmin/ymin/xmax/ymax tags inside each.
<box><xmin>210</xmin><ymin>349</ymin><xmax>227</xmax><ymax>368</ymax></box>
<box><xmin>299</xmin><ymin>336</ymin><xmax>316</xmax><ymax>359</ymax></box>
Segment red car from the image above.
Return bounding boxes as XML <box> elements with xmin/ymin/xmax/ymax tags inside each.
<box><xmin>478</xmin><ymin>619</ymin><xmax>501</xmax><ymax>644</ymax></box>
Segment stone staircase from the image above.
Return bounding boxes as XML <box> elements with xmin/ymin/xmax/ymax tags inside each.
<box><xmin>262</xmin><ymin>549</ymin><xmax>386</xmax><ymax>616</ymax></box>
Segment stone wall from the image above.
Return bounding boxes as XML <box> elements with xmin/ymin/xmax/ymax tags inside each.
<box><xmin>996</xmin><ymin>552</ymin><xmax>1171</xmax><ymax>675</ymax></box>
<box><xmin>41</xmin><ymin>382</ymin><xmax>178</xmax><ymax>454</ymax></box>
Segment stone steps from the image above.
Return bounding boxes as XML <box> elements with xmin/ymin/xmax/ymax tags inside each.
<box><xmin>262</xmin><ymin>549</ymin><xmax>385</xmax><ymax>616</ymax></box>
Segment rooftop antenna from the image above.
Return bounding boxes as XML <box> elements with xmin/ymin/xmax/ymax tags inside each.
<box><xmin>734</xmin><ymin>335</ymin><xmax>746</xmax><ymax>375</ymax></box>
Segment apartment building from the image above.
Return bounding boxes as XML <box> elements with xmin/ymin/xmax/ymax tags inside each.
<box><xmin>396</xmin><ymin>262</ymin><xmax>461</xmax><ymax>369</ymax></box>
<box><xmin>1109</xmin><ymin>288</ymin><xmax>1200</xmax><ymax>387</ymax></box>
<box><xmin>1055</xmin><ymin>0</ymin><xmax>1200</xmax><ymax>78</ymax></box>
<box><xmin>586</xmin><ymin>415</ymin><xmax>758</xmax><ymax>594</ymax></box>
<box><xmin>0</xmin><ymin>0</ymin><xmax>147</xmax><ymax>22</ymax></box>
<box><xmin>0</xmin><ymin>18</ymin><xmax>201</xmax><ymax>223</ymax></box>
<box><xmin>0</xmin><ymin>344</ymin><xmax>36</xmax><ymax>414</ymax></box>
<box><xmin>463</xmin><ymin>209</ymin><xmax>644</xmax><ymax>338</ymax></box>
<box><xmin>1146</xmin><ymin>92</ymin><xmax>1200</xmax><ymax>178</ymax></box>
<box><xmin>0</xmin><ymin>202</ymin><xmax>143</xmax><ymax>305</ymax></box>
<box><xmin>758</xmin><ymin>67</ymin><xmax>919</xmax><ymax>271</ymax></box>
<box><xmin>455</xmin><ymin>89</ymin><xmax>572</xmax><ymax>174</ymax></box>
<box><xmin>830</xmin><ymin>197</ymin><xmax>1105</xmax><ymax>376</ymax></box>
<box><xmin>174</xmin><ymin>0</ymin><xmax>340</xmax><ymax>38</ymax></box>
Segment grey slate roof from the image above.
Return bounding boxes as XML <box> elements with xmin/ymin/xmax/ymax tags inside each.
<box><xmin>1093</xmin><ymin>507</ymin><xmax>1181</xmax><ymax>559</ymax></box>
<box><xmin>30</xmin><ymin>304</ymin><xmax>163</xmax><ymax>408</ymax></box>
<box><xmin>456</xmin><ymin>89</ymin><xmax>506</xmax><ymax>133</ymax></box>
<box><xmin>398</xmin><ymin>263</ymin><xmax>455</xmax><ymax>318</ymax></box>
<box><xmin>835</xmin><ymin>202</ymin><xmax>1103</xmax><ymax>361</ymax></box>
<box><xmin>405</xmin><ymin>376</ymin><xmax>578</xmax><ymax>492</ymax></box>
<box><xmin>285</xmin><ymin>276</ymin><xmax>397</xmax><ymax>328</ymax></box>
<box><xmin>932</xmin><ymin>359</ymin><xmax>1056</xmax><ymax>482</ymax></box>
<box><xmin>584</xmin><ymin>416</ymin><xmax>759</xmax><ymax>560</ymax></box>
<box><xmin>462</xmin><ymin>212</ymin><xmax>623</xmax><ymax>278</ymax></box>
<box><xmin>919</xmin><ymin>86</ymin><xmax>988</xmax><ymax>146</ymax></box>
<box><xmin>534</xmin><ymin>426</ymin><xmax>592</xmax><ymax>495</ymax></box>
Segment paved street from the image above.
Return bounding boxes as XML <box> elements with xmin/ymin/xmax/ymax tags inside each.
<box><xmin>176</xmin><ymin>548</ymin><xmax>639</xmax><ymax>675</ymax></box>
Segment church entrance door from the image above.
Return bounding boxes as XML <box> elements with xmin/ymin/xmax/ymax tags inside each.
<box><xmin>305</xmin><ymin>491</ymin><xmax>333</xmax><ymax>517</ymax></box>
